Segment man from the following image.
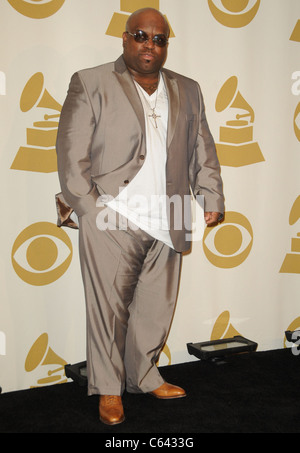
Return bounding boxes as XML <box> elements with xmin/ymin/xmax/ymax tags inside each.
<box><xmin>56</xmin><ymin>8</ymin><xmax>224</xmax><ymax>425</ymax></box>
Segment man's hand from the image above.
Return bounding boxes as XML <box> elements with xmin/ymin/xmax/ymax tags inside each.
<box><xmin>204</xmin><ymin>212</ymin><xmax>223</xmax><ymax>226</ymax></box>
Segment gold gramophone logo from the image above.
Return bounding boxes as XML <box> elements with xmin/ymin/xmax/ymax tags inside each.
<box><xmin>12</xmin><ymin>222</ymin><xmax>72</xmax><ymax>286</ymax></box>
<box><xmin>203</xmin><ymin>211</ymin><xmax>253</xmax><ymax>268</ymax></box>
<box><xmin>106</xmin><ymin>0</ymin><xmax>175</xmax><ymax>38</ymax></box>
<box><xmin>7</xmin><ymin>0</ymin><xmax>65</xmax><ymax>19</ymax></box>
<box><xmin>215</xmin><ymin>76</ymin><xmax>264</xmax><ymax>167</ymax></box>
<box><xmin>11</xmin><ymin>72</ymin><xmax>61</xmax><ymax>173</ymax></box>
<box><xmin>25</xmin><ymin>333</ymin><xmax>68</xmax><ymax>388</ymax></box>
<box><xmin>290</xmin><ymin>20</ymin><xmax>300</xmax><ymax>43</ymax></box>
<box><xmin>211</xmin><ymin>311</ymin><xmax>243</xmax><ymax>341</ymax></box>
<box><xmin>280</xmin><ymin>196</ymin><xmax>300</xmax><ymax>274</ymax></box>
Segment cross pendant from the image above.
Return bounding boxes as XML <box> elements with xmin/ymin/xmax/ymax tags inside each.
<box><xmin>149</xmin><ymin>109</ymin><xmax>161</xmax><ymax>128</ymax></box>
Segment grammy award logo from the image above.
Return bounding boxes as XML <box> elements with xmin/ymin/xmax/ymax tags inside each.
<box><xmin>207</xmin><ymin>0</ymin><xmax>260</xmax><ymax>28</ymax></box>
<box><xmin>215</xmin><ymin>76</ymin><xmax>264</xmax><ymax>167</ymax></box>
<box><xmin>7</xmin><ymin>0</ymin><xmax>65</xmax><ymax>19</ymax></box>
<box><xmin>106</xmin><ymin>0</ymin><xmax>175</xmax><ymax>38</ymax></box>
<box><xmin>280</xmin><ymin>196</ymin><xmax>300</xmax><ymax>274</ymax></box>
<box><xmin>211</xmin><ymin>311</ymin><xmax>243</xmax><ymax>341</ymax></box>
<box><xmin>11</xmin><ymin>72</ymin><xmax>61</xmax><ymax>173</ymax></box>
<box><xmin>25</xmin><ymin>333</ymin><xmax>68</xmax><ymax>388</ymax></box>
<box><xmin>290</xmin><ymin>20</ymin><xmax>300</xmax><ymax>43</ymax></box>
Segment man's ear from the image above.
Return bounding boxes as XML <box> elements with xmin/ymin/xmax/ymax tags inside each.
<box><xmin>122</xmin><ymin>31</ymin><xmax>128</xmax><ymax>48</ymax></box>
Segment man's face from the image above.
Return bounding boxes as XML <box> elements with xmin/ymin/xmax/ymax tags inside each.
<box><xmin>122</xmin><ymin>11</ymin><xmax>169</xmax><ymax>76</ymax></box>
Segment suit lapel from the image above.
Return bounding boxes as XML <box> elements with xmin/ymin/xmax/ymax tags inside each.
<box><xmin>113</xmin><ymin>56</ymin><xmax>146</xmax><ymax>137</ymax></box>
<box><xmin>162</xmin><ymin>70</ymin><xmax>180</xmax><ymax>148</ymax></box>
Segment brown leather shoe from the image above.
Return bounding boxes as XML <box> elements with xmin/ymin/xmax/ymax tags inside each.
<box><xmin>99</xmin><ymin>395</ymin><xmax>125</xmax><ymax>425</ymax></box>
<box><xmin>149</xmin><ymin>382</ymin><xmax>186</xmax><ymax>399</ymax></box>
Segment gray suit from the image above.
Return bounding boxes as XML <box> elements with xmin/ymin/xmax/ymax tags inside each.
<box><xmin>56</xmin><ymin>55</ymin><xmax>224</xmax><ymax>396</ymax></box>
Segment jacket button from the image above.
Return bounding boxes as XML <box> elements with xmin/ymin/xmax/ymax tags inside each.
<box><xmin>139</xmin><ymin>155</ymin><xmax>145</xmax><ymax>160</ymax></box>
<box><xmin>124</xmin><ymin>180</ymin><xmax>129</xmax><ymax>185</ymax></box>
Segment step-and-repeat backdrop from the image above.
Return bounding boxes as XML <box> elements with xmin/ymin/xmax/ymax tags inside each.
<box><xmin>1</xmin><ymin>0</ymin><xmax>300</xmax><ymax>393</ymax></box>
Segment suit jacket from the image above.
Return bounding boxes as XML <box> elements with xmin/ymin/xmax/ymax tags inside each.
<box><xmin>56</xmin><ymin>55</ymin><xmax>224</xmax><ymax>252</ymax></box>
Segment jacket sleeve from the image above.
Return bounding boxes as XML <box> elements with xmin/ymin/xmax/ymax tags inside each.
<box><xmin>189</xmin><ymin>83</ymin><xmax>225</xmax><ymax>214</ymax></box>
<box><xmin>56</xmin><ymin>72</ymin><xmax>99</xmax><ymax>217</ymax></box>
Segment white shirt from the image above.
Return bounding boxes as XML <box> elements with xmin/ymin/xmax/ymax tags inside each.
<box><xmin>106</xmin><ymin>75</ymin><xmax>174</xmax><ymax>249</ymax></box>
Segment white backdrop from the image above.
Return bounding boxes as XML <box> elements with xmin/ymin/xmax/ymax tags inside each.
<box><xmin>1</xmin><ymin>0</ymin><xmax>300</xmax><ymax>393</ymax></box>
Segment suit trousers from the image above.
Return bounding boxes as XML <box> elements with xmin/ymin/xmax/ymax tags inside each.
<box><xmin>78</xmin><ymin>207</ymin><xmax>182</xmax><ymax>396</ymax></box>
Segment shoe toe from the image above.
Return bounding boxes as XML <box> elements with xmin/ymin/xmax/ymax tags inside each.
<box><xmin>149</xmin><ymin>382</ymin><xmax>186</xmax><ymax>399</ymax></box>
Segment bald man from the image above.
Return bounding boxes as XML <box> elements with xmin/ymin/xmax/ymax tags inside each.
<box><xmin>56</xmin><ymin>8</ymin><xmax>224</xmax><ymax>425</ymax></box>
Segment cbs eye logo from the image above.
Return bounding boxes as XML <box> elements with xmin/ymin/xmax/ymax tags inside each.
<box><xmin>207</xmin><ymin>0</ymin><xmax>260</xmax><ymax>28</ymax></box>
<box><xmin>7</xmin><ymin>0</ymin><xmax>65</xmax><ymax>19</ymax></box>
<box><xmin>203</xmin><ymin>211</ymin><xmax>253</xmax><ymax>268</ymax></box>
<box><xmin>12</xmin><ymin>222</ymin><xmax>72</xmax><ymax>286</ymax></box>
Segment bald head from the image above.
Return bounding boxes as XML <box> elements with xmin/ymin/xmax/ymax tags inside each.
<box><xmin>126</xmin><ymin>8</ymin><xmax>170</xmax><ymax>37</ymax></box>
<box><xmin>122</xmin><ymin>8</ymin><xmax>170</xmax><ymax>79</ymax></box>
